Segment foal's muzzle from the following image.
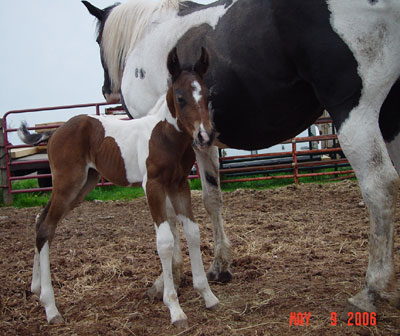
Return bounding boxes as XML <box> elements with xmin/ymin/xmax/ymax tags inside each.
<box><xmin>193</xmin><ymin>128</ymin><xmax>215</xmax><ymax>151</ymax></box>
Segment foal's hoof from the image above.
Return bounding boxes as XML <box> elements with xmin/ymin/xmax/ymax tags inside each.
<box><xmin>340</xmin><ymin>302</ymin><xmax>377</xmax><ymax>323</ymax></box>
<box><xmin>207</xmin><ymin>269</ymin><xmax>232</xmax><ymax>283</ymax></box>
<box><xmin>173</xmin><ymin>319</ymin><xmax>189</xmax><ymax>329</ymax></box>
<box><xmin>49</xmin><ymin>314</ymin><xmax>64</xmax><ymax>325</ymax></box>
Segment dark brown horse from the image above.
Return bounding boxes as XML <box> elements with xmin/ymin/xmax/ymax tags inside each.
<box><xmin>19</xmin><ymin>48</ymin><xmax>218</xmax><ymax>327</ymax></box>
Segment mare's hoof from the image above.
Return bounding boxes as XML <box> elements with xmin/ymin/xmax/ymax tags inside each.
<box><xmin>147</xmin><ymin>285</ymin><xmax>163</xmax><ymax>302</ymax></box>
<box><xmin>173</xmin><ymin>319</ymin><xmax>189</xmax><ymax>329</ymax></box>
<box><xmin>49</xmin><ymin>314</ymin><xmax>64</xmax><ymax>325</ymax></box>
<box><xmin>207</xmin><ymin>269</ymin><xmax>232</xmax><ymax>283</ymax></box>
<box><xmin>207</xmin><ymin>302</ymin><xmax>221</xmax><ymax>311</ymax></box>
<box><xmin>340</xmin><ymin>302</ymin><xmax>377</xmax><ymax>323</ymax></box>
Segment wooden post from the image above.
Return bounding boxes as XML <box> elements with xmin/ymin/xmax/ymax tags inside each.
<box><xmin>292</xmin><ymin>139</ymin><xmax>299</xmax><ymax>184</ymax></box>
<box><xmin>0</xmin><ymin>118</ymin><xmax>13</xmax><ymax>205</ymax></box>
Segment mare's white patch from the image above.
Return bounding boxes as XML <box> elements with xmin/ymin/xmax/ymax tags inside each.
<box><xmin>122</xmin><ymin>0</ymin><xmax>238</xmax><ymax>118</ymax></box>
<box><xmin>328</xmin><ymin>0</ymin><xmax>400</xmax><ymax>128</ymax></box>
<box><xmin>192</xmin><ymin>80</ymin><xmax>202</xmax><ymax>104</ymax></box>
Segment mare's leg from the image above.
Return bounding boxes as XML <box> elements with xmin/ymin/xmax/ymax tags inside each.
<box><xmin>33</xmin><ymin>169</ymin><xmax>97</xmax><ymax>324</ymax></box>
<box><xmin>194</xmin><ymin>146</ymin><xmax>232</xmax><ymax>282</ymax></box>
<box><xmin>146</xmin><ymin>180</ymin><xmax>188</xmax><ymax>327</ymax></box>
<box><xmin>169</xmin><ymin>181</ymin><xmax>219</xmax><ymax>310</ymax></box>
<box><xmin>148</xmin><ymin>197</ymin><xmax>183</xmax><ymax>301</ymax></box>
<box><xmin>333</xmin><ymin>97</ymin><xmax>400</xmax><ymax>315</ymax></box>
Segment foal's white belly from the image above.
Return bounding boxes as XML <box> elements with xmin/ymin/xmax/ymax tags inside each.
<box><xmin>89</xmin><ymin>115</ymin><xmax>160</xmax><ymax>184</ymax></box>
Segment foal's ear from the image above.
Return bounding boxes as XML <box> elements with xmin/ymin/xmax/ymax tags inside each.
<box><xmin>167</xmin><ymin>47</ymin><xmax>182</xmax><ymax>81</ymax></box>
<box><xmin>82</xmin><ymin>1</ymin><xmax>105</xmax><ymax>21</ymax></box>
<box><xmin>194</xmin><ymin>47</ymin><xmax>210</xmax><ymax>78</ymax></box>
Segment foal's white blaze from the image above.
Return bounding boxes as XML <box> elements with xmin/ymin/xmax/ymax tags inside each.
<box><xmin>199</xmin><ymin>123</ymin><xmax>210</xmax><ymax>144</ymax></box>
<box><xmin>156</xmin><ymin>221</ymin><xmax>187</xmax><ymax>324</ymax></box>
<box><xmin>192</xmin><ymin>80</ymin><xmax>202</xmax><ymax>104</ymax></box>
<box><xmin>177</xmin><ymin>215</ymin><xmax>219</xmax><ymax>309</ymax></box>
<box><xmin>39</xmin><ymin>242</ymin><xmax>62</xmax><ymax>323</ymax></box>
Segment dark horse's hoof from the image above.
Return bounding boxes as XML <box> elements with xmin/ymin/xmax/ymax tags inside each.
<box><xmin>207</xmin><ymin>269</ymin><xmax>232</xmax><ymax>283</ymax></box>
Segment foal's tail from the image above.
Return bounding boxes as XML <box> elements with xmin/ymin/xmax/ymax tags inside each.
<box><xmin>18</xmin><ymin>121</ymin><xmax>55</xmax><ymax>146</ymax></box>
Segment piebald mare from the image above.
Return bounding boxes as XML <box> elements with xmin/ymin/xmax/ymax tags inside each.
<box><xmin>83</xmin><ymin>0</ymin><xmax>400</xmax><ymax>317</ymax></box>
<box><xmin>20</xmin><ymin>48</ymin><xmax>218</xmax><ymax>327</ymax></box>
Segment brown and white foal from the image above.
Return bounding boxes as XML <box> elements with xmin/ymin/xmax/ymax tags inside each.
<box><xmin>19</xmin><ymin>48</ymin><xmax>218</xmax><ymax>327</ymax></box>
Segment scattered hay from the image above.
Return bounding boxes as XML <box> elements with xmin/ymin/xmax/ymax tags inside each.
<box><xmin>0</xmin><ymin>181</ymin><xmax>399</xmax><ymax>335</ymax></box>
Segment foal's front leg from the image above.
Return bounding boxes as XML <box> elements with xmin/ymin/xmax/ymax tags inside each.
<box><xmin>147</xmin><ymin>197</ymin><xmax>183</xmax><ymax>302</ymax></box>
<box><xmin>170</xmin><ymin>183</ymin><xmax>220</xmax><ymax>311</ymax></box>
<box><xmin>194</xmin><ymin>146</ymin><xmax>232</xmax><ymax>282</ymax></box>
<box><xmin>146</xmin><ymin>181</ymin><xmax>188</xmax><ymax>327</ymax></box>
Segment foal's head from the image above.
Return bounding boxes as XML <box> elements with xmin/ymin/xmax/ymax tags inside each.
<box><xmin>167</xmin><ymin>47</ymin><xmax>214</xmax><ymax>150</ymax></box>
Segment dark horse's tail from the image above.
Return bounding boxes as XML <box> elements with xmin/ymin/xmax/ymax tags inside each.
<box><xmin>18</xmin><ymin>122</ymin><xmax>55</xmax><ymax>146</ymax></box>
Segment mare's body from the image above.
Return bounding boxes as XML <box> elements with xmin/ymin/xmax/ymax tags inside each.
<box><xmin>83</xmin><ymin>0</ymin><xmax>400</xmax><ymax>315</ymax></box>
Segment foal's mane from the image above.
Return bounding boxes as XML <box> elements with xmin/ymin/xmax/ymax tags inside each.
<box><xmin>101</xmin><ymin>0</ymin><xmax>182</xmax><ymax>92</ymax></box>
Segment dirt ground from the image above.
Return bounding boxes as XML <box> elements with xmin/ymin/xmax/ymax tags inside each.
<box><xmin>1</xmin><ymin>180</ymin><xmax>399</xmax><ymax>336</ymax></box>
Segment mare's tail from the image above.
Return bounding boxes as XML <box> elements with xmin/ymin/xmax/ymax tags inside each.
<box><xmin>18</xmin><ymin>121</ymin><xmax>55</xmax><ymax>145</ymax></box>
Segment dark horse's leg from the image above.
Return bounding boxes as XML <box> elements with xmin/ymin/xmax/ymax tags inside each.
<box><xmin>331</xmin><ymin>82</ymin><xmax>400</xmax><ymax>316</ymax></box>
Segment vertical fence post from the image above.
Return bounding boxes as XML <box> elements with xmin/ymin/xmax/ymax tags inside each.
<box><xmin>292</xmin><ymin>139</ymin><xmax>299</xmax><ymax>184</ymax></box>
<box><xmin>0</xmin><ymin>118</ymin><xmax>12</xmax><ymax>205</ymax></box>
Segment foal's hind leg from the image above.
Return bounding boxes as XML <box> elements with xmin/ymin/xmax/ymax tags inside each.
<box><xmin>194</xmin><ymin>146</ymin><xmax>232</xmax><ymax>282</ymax></box>
<box><xmin>34</xmin><ymin>195</ymin><xmax>71</xmax><ymax>324</ymax></box>
<box><xmin>33</xmin><ymin>170</ymin><xmax>97</xmax><ymax>324</ymax></box>
<box><xmin>334</xmin><ymin>105</ymin><xmax>400</xmax><ymax>315</ymax></box>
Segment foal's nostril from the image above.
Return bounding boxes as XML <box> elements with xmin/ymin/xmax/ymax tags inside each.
<box><xmin>198</xmin><ymin>130</ymin><xmax>210</xmax><ymax>144</ymax></box>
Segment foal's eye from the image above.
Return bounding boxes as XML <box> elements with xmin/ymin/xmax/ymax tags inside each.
<box><xmin>176</xmin><ymin>95</ymin><xmax>186</xmax><ymax>107</ymax></box>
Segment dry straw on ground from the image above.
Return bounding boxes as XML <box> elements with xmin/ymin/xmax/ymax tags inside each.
<box><xmin>1</xmin><ymin>181</ymin><xmax>399</xmax><ymax>335</ymax></box>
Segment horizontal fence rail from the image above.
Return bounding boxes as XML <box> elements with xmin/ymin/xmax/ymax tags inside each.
<box><xmin>0</xmin><ymin>104</ymin><xmax>353</xmax><ymax>204</ymax></box>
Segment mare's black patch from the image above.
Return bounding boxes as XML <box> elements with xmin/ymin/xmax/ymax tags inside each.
<box><xmin>379</xmin><ymin>79</ymin><xmax>400</xmax><ymax>142</ymax></box>
<box><xmin>205</xmin><ymin>172</ymin><xmax>218</xmax><ymax>187</ymax></box>
<box><xmin>178</xmin><ymin>0</ymin><xmax>232</xmax><ymax>16</ymax></box>
<box><xmin>176</xmin><ymin>0</ymin><xmax>361</xmax><ymax>149</ymax></box>
<box><xmin>369</xmin><ymin>0</ymin><xmax>379</xmax><ymax>5</ymax></box>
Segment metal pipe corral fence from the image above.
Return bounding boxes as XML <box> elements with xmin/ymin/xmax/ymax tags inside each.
<box><xmin>0</xmin><ymin>104</ymin><xmax>353</xmax><ymax>205</ymax></box>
